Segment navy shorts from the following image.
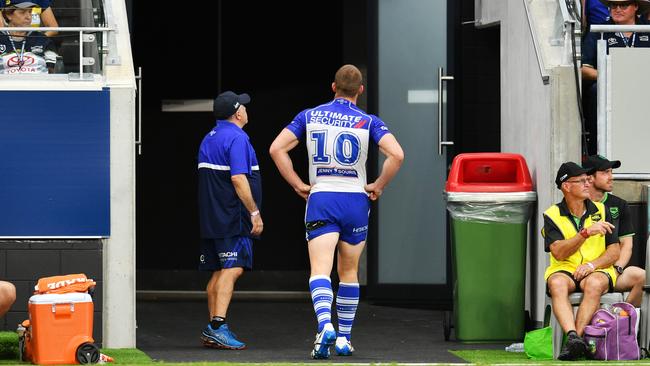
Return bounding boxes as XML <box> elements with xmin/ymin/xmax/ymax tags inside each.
<box><xmin>199</xmin><ymin>236</ymin><xmax>253</xmax><ymax>271</ymax></box>
<box><xmin>305</xmin><ymin>192</ymin><xmax>370</xmax><ymax>244</ymax></box>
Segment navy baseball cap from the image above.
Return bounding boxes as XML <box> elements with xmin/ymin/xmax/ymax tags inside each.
<box><xmin>5</xmin><ymin>0</ymin><xmax>38</xmax><ymax>8</ymax></box>
<box><xmin>582</xmin><ymin>155</ymin><xmax>621</xmax><ymax>172</ymax></box>
<box><xmin>213</xmin><ymin>91</ymin><xmax>250</xmax><ymax>119</ymax></box>
<box><xmin>555</xmin><ymin>162</ymin><xmax>596</xmax><ymax>189</ymax></box>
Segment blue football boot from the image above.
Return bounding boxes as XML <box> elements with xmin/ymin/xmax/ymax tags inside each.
<box><xmin>201</xmin><ymin>323</ymin><xmax>246</xmax><ymax>350</ymax></box>
<box><xmin>311</xmin><ymin>323</ymin><xmax>336</xmax><ymax>359</ymax></box>
<box><xmin>335</xmin><ymin>336</ymin><xmax>355</xmax><ymax>356</ymax></box>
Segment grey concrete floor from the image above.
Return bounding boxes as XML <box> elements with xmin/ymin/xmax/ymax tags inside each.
<box><xmin>136</xmin><ymin>299</ymin><xmax>508</xmax><ymax>363</ymax></box>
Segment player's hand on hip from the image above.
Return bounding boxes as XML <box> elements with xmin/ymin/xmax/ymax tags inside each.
<box><xmin>251</xmin><ymin>214</ymin><xmax>263</xmax><ymax>236</ymax></box>
<box><xmin>365</xmin><ymin>183</ymin><xmax>383</xmax><ymax>201</ymax></box>
<box><xmin>294</xmin><ymin>183</ymin><xmax>311</xmax><ymax>200</ymax></box>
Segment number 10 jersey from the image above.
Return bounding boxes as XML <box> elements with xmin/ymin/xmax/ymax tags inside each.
<box><xmin>285</xmin><ymin>98</ymin><xmax>390</xmax><ymax>194</ymax></box>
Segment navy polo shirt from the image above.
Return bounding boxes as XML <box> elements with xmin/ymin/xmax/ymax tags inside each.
<box><xmin>582</xmin><ymin>17</ymin><xmax>650</xmax><ymax>69</ymax></box>
<box><xmin>197</xmin><ymin>121</ymin><xmax>262</xmax><ymax>238</ymax></box>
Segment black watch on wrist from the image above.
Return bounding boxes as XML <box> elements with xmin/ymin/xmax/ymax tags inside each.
<box><xmin>614</xmin><ymin>265</ymin><xmax>624</xmax><ymax>275</ymax></box>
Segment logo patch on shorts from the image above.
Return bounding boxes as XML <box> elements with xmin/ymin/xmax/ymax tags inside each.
<box><xmin>306</xmin><ymin>220</ymin><xmax>327</xmax><ymax>232</ymax></box>
<box><xmin>352</xmin><ymin>225</ymin><xmax>368</xmax><ymax>233</ymax></box>
<box><xmin>218</xmin><ymin>251</ymin><xmax>238</xmax><ymax>258</ymax></box>
<box><xmin>609</xmin><ymin>207</ymin><xmax>619</xmax><ymax>219</ymax></box>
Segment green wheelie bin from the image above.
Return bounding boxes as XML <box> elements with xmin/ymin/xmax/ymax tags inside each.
<box><xmin>444</xmin><ymin>153</ymin><xmax>536</xmax><ymax>342</ymax></box>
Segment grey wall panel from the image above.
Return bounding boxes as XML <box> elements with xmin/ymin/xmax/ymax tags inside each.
<box><xmin>376</xmin><ymin>0</ymin><xmax>448</xmax><ymax>284</ymax></box>
<box><xmin>609</xmin><ymin>48</ymin><xmax>650</xmax><ymax>174</ymax></box>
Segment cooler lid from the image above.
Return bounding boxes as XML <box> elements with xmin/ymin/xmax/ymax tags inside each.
<box><xmin>29</xmin><ymin>293</ymin><xmax>92</xmax><ymax>304</ymax></box>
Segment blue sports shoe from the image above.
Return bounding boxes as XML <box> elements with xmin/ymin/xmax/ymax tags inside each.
<box><xmin>311</xmin><ymin>323</ymin><xmax>336</xmax><ymax>359</ymax></box>
<box><xmin>335</xmin><ymin>336</ymin><xmax>355</xmax><ymax>356</ymax></box>
<box><xmin>201</xmin><ymin>323</ymin><xmax>246</xmax><ymax>350</ymax></box>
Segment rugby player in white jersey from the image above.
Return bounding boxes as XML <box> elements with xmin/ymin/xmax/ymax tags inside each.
<box><xmin>270</xmin><ymin>64</ymin><xmax>404</xmax><ymax>359</ymax></box>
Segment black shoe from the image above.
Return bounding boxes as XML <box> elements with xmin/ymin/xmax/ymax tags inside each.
<box><xmin>558</xmin><ymin>333</ymin><xmax>587</xmax><ymax>361</ymax></box>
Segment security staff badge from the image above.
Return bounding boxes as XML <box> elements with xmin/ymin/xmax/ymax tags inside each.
<box><xmin>591</xmin><ymin>213</ymin><xmax>602</xmax><ymax>222</ymax></box>
<box><xmin>609</xmin><ymin>207</ymin><xmax>620</xmax><ymax>220</ymax></box>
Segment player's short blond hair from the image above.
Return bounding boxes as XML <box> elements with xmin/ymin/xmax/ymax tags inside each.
<box><xmin>334</xmin><ymin>64</ymin><xmax>362</xmax><ymax>98</ymax></box>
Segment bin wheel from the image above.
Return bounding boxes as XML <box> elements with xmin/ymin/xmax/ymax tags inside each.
<box><xmin>443</xmin><ymin>310</ymin><xmax>453</xmax><ymax>341</ymax></box>
<box><xmin>76</xmin><ymin>342</ymin><xmax>100</xmax><ymax>364</ymax></box>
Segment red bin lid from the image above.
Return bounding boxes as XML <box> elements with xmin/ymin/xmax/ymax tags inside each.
<box><xmin>445</xmin><ymin>153</ymin><xmax>533</xmax><ymax>192</ymax></box>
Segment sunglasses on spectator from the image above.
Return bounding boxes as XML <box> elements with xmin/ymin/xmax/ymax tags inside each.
<box><xmin>610</xmin><ymin>1</ymin><xmax>635</xmax><ymax>9</ymax></box>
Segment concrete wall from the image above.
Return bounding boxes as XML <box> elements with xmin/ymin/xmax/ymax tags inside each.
<box><xmin>476</xmin><ymin>0</ymin><xmax>582</xmax><ymax>322</ymax></box>
<box><xmin>103</xmin><ymin>0</ymin><xmax>137</xmax><ymax>348</ymax></box>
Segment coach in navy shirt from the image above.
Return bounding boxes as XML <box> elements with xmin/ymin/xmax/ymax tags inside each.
<box><xmin>197</xmin><ymin>91</ymin><xmax>262</xmax><ymax>350</ymax></box>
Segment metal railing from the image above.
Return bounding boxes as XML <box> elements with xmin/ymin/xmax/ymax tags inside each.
<box><xmin>522</xmin><ymin>0</ymin><xmax>583</xmax><ymax>84</ymax></box>
<box><xmin>523</xmin><ymin>0</ymin><xmax>550</xmax><ymax>84</ymax></box>
<box><xmin>0</xmin><ymin>25</ymin><xmax>114</xmax><ymax>80</ymax></box>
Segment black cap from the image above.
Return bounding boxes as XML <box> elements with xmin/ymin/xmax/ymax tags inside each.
<box><xmin>555</xmin><ymin>162</ymin><xmax>596</xmax><ymax>189</ymax></box>
<box><xmin>582</xmin><ymin>155</ymin><xmax>621</xmax><ymax>172</ymax></box>
<box><xmin>213</xmin><ymin>91</ymin><xmax>250</xmax><ymax>119</ymax></box>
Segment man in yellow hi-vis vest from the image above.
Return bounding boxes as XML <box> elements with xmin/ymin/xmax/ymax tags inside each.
<box><xmin>543</xmin><ymin>162</ymin><xmax>619</xmax><ymax>360</ymax></box>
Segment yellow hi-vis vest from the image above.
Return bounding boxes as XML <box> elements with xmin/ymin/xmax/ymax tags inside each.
<box><xmin>30</xmin><ymin>7</ymin><xmax>42</xmax><ymax>27</ymax></box>
<box><xmin>543</xmin><ymin>201</ymin><xmax>617</xmax><ymax>286</ymax></box>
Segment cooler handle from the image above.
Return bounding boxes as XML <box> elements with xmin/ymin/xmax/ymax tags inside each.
<box><xmin>51</xmin><ymin>302</ymin><xmax>74</xmax><ymax>315</ymax></box>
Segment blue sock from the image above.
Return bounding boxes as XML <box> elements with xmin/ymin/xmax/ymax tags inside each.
<box><xmin>336</xmin><ymin>282</ymin><xmax>359</xmax><ymax>340</ymax></box>
<box><xmin>309</xmin><ymin>275</ymin><xmax>333</xmax><ymax>332</ymax></box>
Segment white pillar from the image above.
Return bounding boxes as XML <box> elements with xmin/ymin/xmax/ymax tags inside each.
<box><xmin>103</xmin><ymin>0</ymin><xmax>137</xmax><ymax>348</ymax></box>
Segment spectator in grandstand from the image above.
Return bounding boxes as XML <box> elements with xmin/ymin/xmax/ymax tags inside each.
<box><xmin>197</xmin><ymin>91</ymin><xmax>262</xmax><ymax>351</ymax></box>
<box><xmin>1</xmin><ymin>0</ymin><xmax>59</xmax><ymax>37</ymax></box>
<box><xmin>584</xmin><ymin>155</ymin><xmax>645</xmax><ymax>306</ymax></box>
<box><xmin>581</xmin><ymin>0</ymin><xmax>650</xmax><ymax>154</ymax></box>
<box><xmin>543</xmin><ymin>162</ymin><xmax>619</xmax><ymax>360</ymax></box>
<box><xmin>0</xmin><ymin>281</ymin><xmax>15</xmax><ymax>318</ymax></box>
<box><xmin>0</xmin><ymin>0</ymin><xmax>58</xmax><ymax>74</ymax></box>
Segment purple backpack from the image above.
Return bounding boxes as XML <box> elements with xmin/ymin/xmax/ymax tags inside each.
<box><xmin>584</xmin><ymin>302</ymin><xmax>640</xmax><ymax>360</ymax></box>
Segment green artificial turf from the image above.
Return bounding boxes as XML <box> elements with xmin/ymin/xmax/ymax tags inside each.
<box><xmin>100</xmin><ymin>348</ymin><xmax>153</xmax><ymax>364</ymax></box>
<box><xmin>451</xmin><ymin>349</ymin><xmax>650</xmax><ymax>364</ymax></box>
<box><xmin>0</xmin><ymin>331</ymin><xmax>154</xmax><ymax>365</ymax></box>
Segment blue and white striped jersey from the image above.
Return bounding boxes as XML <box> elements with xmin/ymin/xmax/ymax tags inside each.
<box><xmin>286</xmin><ymin>98</ymin><xmax>390</xmax><ymax>194</ymax></box>
<box><xmin>197</xmin><ymin>121</ymin><xmax>262</xmax><ymax>238</ymax></box>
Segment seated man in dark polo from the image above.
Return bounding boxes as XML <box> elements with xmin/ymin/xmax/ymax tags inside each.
<box><xmin>543</xmin><ymin>162</ymin><xmax>619</xmax><ymax>360</ymax></box>
<box><xmin>584</xmin><ymin>155</ymin><xmax>645</xmax><ymax>306</ymax></box>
